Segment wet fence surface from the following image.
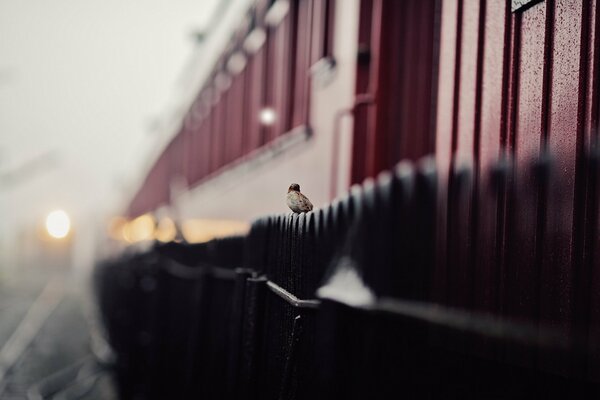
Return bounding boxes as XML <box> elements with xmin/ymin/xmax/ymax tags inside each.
<box><xmin>95</xmin><ymin>150</ymin><xmax>600</xmax><ymax>399</ymax></box>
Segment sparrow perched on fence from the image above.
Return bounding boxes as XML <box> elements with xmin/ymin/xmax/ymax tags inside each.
<box><xmin>286</xmin><ymin>183</ymin><xmax>313</xmax><ymax>213</ymax></box>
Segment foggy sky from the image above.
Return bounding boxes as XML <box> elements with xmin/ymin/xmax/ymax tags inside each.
<box><xmin>0</xmin><ymin>0</ymin><xmax>217</xmax><ymax>235</ymax></box>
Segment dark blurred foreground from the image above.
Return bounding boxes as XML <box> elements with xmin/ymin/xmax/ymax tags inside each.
<box><xmin>96</xmin><ymin>152</ymin><xmax>600</xmax><ymax>399</ymax></box>
<box><xmin>0</xmin><ymin>266</ymin><xmax>117</xmax><ymax>399</ymax></box>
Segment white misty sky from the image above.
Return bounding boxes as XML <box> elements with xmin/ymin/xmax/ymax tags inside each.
<box><xmin>0</xmin><ymin>0</ymin><xmax>218</xmax><ymax>233</ymax></box>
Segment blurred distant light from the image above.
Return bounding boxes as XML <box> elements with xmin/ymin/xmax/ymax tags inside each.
<box><xmin>265</xmin><ymin>0</ymin><xmax>290</xmax><ymax>27</ymax></box>
<box><xmin>121</xmin><ymin>223</ymin><xmax>133</xmax><ymax>243</ymax></box>
<box><xmin>243</xmin><ymin>28</ymin><xmax>266</xmax><ymax>54</ymax></box>
<box><xmin>181</xmin><ymin>219</ymin><xmax>250</xmax><ymax>244</ymax></box>
<box><xmin>107</xmin><ymin>217</ymin><xmax>128</xmax><ymax>241</ymax></box>
<box><xmin>125</xmin><ymin>214</ymin><xmax>155</xmax><ymax>243</ymax></box>
<box><xmin>259</xmin><ymin>107</ymin><xmax>277</xmax><ymax>126</ymax></box>
<box><xmin>227</xmin><ymin>52</ymin><xmax>247</xmax><ymax>75</ymax></box>
<box><xmin>45</xmin><ymin>210</ymin><xmax>71</xmax><ymax>239</ymax></box>
<box><xmin>155</xmin><ymin>217</ymin><xmax>177</xmax><ymax>243</ymax></box>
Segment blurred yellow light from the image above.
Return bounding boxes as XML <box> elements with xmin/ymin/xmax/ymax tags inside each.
<box><xmin>45</xmin><ymin>210</ymin><xmax>71</xmax><ymax>239</ymax></box>
<box><xmin>181</xmin><ymin>219</ymin><xmax>250</xmax><ymax>244</ymax></box>
<box><xmin>126</xmin><ymin>214</ymin><xmax>155</xmax><ymax>242</ymax></box>
<box><xmin>107</xmin><ymin>217</ymin><xmax>128</xmax><ymax>241</ymax></box>
<box><xmin>122</xmin><ymin>223</ymin><xmax>133</xmax><ymax>243</ymax></box>
<box><xmin>155</xmin><ymin>217</ymin><xmax>177</xmax><ymax>243</ymax></box>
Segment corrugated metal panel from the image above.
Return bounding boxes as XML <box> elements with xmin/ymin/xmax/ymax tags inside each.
<box><xmin>270</xmin><ymin>3</ymin><xmax>294</xmax><ymax>138</ymax></box>
<box><xmin>291</xmin><ymin>0</ymin><xmax>312</xmax><ymax>127</ymax></box>
<box><xmin>473</xmin><ymin>0</ymin><xmax>507</xmax><ymax>318</ymax></box>
<box><xmin>434</xmin><ymin>0</ymin><xmax>600</xmax><ymax>375</ymax></box>
<box><xmin>351</xmin><ymin>0</ymin><xmax>439</xmax><ymax>183</ymax></box>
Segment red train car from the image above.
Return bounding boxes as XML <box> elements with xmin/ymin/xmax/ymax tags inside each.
<box><xmin>127</xmin><ymin>0</ymin><xmax>599</xmax><ymax>243</ymax></box>
<box><xmin>128</xmin><ymin>0</ymin><xmax>598</xmax><ymax>227</ymax></box>
<box><xmin>120</xmin><ymin>0</ymin><xmax>600</xmax><ymax>384</ymax></box>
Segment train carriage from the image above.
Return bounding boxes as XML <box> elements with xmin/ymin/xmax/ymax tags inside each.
<box><xmin>103</xmin><ymin>0</ymin><xmax>600</xmax><ymax>397</ymax></box>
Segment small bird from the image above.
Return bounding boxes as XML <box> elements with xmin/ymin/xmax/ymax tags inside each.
<box><xmin>286</xmin><ymin>183</ymin><xmax>313</xmax><ymax>213</ymax></box>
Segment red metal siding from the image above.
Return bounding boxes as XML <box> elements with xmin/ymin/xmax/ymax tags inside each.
<box><xmin>474</xmin><ymin>0</ymin><xmax>507</xmax><ymax>318</ymax></box>
<box><xmin>584</xmin><ymin>0</ymin><xmax>600</xmax><ymax>381</ymax></box>
<box><xmin>201</xmin><ymin>114</ymin><xmax>212</xmax><ymax>180</ymax></box>
<box><xmin>309</xmin><ymin>0</ymin><xmax>326</xmax><ymax>63</ymax></box>
<box><xmin>350</xmin><ymin>0</ymin><xmax>373</xmax><ymax>185</ymax></box>
<box><xmin>272</xmin><ymin>7</ymin><xmax>294</xmax><ymax>137</ymax></box>
<box><xmin>446</xmin><ymin>0</ymin><xmax>482</xmax><ymax>310</ymax></box>
<box><xmin>291</xmin><ymin>0</ymin><xmax>311</xmax><ymax>127</ymax></box>
<box><xmin>247</xmin><ymin>47</ymin><xmax>267</xmax><ymax>152</ymax></box>
<box><xmin>432</xmin><ymin>0</ymin><xmax>458</xmax><ymax>305</ymax></box>
<box><xmin>352</xmin><ymin>0</ymin><xmax>438</xmax><ymax>183</ymax></box>
<box><xmin>434</xmin><ymin>0</ymin><xmax>600</xmax><ymax>375</ymax></box>
<box><xmin>234</xmin><ymin>72</ymin><xmax>247</xmax><ymax>161</ymax></box>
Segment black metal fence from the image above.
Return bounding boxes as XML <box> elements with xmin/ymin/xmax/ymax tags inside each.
<box><xmin>95</xmin><ymin>150</ymin><xmax>600</xmax><ymax>399</ymax></box>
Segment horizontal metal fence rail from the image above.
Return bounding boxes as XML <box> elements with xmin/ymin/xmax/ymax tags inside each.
<box><xmin>95</xmin><ymin>150</ymin><xmax>600</xmax><ymax>399</ymax></box>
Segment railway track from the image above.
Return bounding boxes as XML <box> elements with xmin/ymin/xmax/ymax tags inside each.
<box><xmin>0</xmin><ymin>273</ymin><xmax>116</xmax><ymax>399</ymax></box>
